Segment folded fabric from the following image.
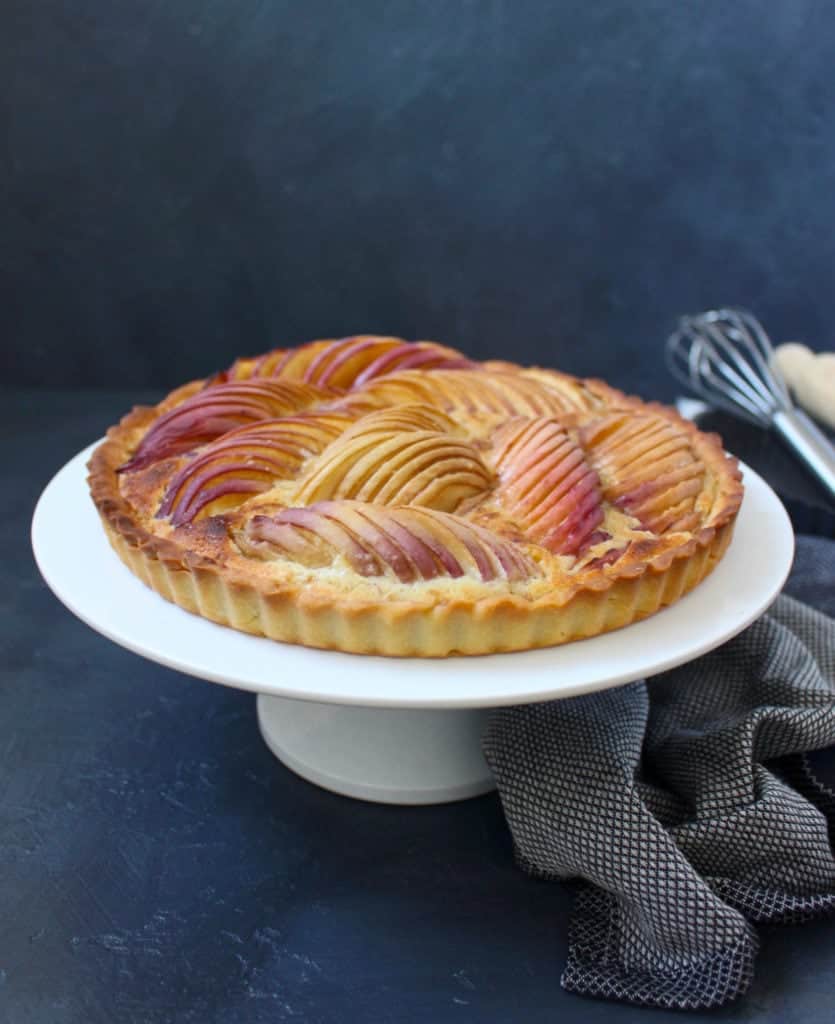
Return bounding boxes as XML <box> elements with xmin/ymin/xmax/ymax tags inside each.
<box><xmin>483</xmin><ymin>536</ymin><xmax>835</xmax><ymax>1010</ymax></box>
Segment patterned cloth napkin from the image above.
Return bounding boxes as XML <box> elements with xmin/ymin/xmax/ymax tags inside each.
<box><xmin>483</xmin><ymin>536</ymin><xmax>835</xmax><ymax>1010</ymax></box>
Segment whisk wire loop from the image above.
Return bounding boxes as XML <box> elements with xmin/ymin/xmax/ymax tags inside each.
<box><xmin>665</xmin><ymin>306</ymin><xmax>835</xmax><ymax>500</ymax></box>
<box><xmin>666</xmin><ymin>308</ymin><xmax>791</xmax><ymax>426</ymax></box>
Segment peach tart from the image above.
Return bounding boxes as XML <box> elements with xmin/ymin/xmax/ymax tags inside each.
<box><xmin>88</xmin><ymin>337</ymin><xmax>743</xmax><ymax>656</ymax></box>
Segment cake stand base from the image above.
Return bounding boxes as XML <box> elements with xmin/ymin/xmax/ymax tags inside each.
<box><xmin>257</xmin><ymin>695</ymin><xmax>495</xmax><ymax>804</ymax></box>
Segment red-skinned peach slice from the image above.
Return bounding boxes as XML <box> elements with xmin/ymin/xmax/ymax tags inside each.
<box><xmin>349</xmin><ymin>503</ymin><xmax>450</xmax><ymax>579</ymax></box>
<box><xmin>302</xmin><ymin>337</ymin><xmax>405</xmax><ymax>388</ymax></box>
<box><xmin>303</xmin><ymin>337</ymin><xmax>472</xmax><ymax>389</ymax></box>
<box><xmin>351</xmin><ymin>342</ymin><xmax>472</xmax><ymax>387</ymax></box>
<box><xmin>582</xmin><ymin>412</ymin><xmax>705</xmax><ymax>534</ymax></box>
<box><xmin>492</xmin><ymin>418</ymin><xmax>604</xmax><ymax>555</ymax></box>
<box><xmin>210</xmin><ymin>337</ymin><xmax>470</xmax><ymax>389</ymax></box>
<box><xmin>245</xmin><ymin>501</ymin><xmax>535</xmax><ymax>583</ymax></box>
<box><xmin>250</xmin><ymin>506</ymin><xmax>383</xmax><ymax>576</ymax></box>
<box><xmin>120</xmin><ymin>381</ymin><xmax>333</xmax><ymax>472</ymax></box>
<box><xmin>158</xmin><ymin>413</ymin><xmax>351</xmax><ymax>524</ymax></box>
<box><xmin>214</xmin><ymin>340</ymin><xmax>338</xmax><ymax>383</ymax></box>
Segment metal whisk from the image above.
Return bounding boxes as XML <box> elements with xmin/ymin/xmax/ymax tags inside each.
<box><xmin>666</xmin><ymin>308</ymin><xmax>835</xmax><ymax>500</ymax></box>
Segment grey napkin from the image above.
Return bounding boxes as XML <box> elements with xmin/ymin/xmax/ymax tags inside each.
<box><xmin>483</xmin><ymin>536</ymin><xmax>835</xmax><ymax>1010</ymax></box>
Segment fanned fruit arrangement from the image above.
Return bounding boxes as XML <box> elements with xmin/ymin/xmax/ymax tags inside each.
<box><xmin>89</xmin><ymin>336</ymin><xmax>743</xmax><ymax>656</ymax></box>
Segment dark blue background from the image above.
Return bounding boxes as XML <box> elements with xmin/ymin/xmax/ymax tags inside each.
<box><xmin>5</xmin><ymin>5</ymin><xmax>835</xmax><ymax>1021</ymax></box>
<box><xmin>4</xmin><ymin>1</ymin><xmax>835</xmax><ymax>396</ymax></box>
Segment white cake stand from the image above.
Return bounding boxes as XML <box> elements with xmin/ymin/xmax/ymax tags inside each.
<box><xmin>32</xmin><ymin>445</ymin><xmax>794</xmax><ymax>805</ymax></box>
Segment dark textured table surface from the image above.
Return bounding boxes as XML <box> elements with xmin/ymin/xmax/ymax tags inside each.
<box><xmin>3</xmin><ymin>389</ymin><xmax>835</xmax><ymax>1024</ymax></box>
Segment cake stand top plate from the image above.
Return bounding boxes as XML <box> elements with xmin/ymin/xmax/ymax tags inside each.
<box><xmin>32</xmin><ymin>444</ymin><xmax>793</xmax><ymax>709</ymax></box>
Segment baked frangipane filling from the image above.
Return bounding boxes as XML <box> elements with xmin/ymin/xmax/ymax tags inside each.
<box><xmin>89</xmin><ymin>336</ymin><xmax>743</xmax><ymax>656</ymax></box>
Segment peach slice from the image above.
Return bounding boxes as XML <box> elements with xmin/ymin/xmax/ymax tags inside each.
<box><xmin>246</xmin><ymin>501</ymin><xmax>535</xmax><ymax>583</ymax></box>
<box><xmin>302</xmin><ymin>337</ymin><xmax>407</xmax><ymax>388</ymax></box>
<box><xmin>515</xmin><ymin>368</ymin><xmax>602</xmax><ymax>414</ymax></box>
<box><xmin>294</xmin><ymin>429</ymin><xmax>492</xmax><ymax>512</ymax></box>
<box><xmin>492</xmin><ymin>418</ymin><xmax>604</xmax><ymax>556</ymax></box>
<box><xmin>158</xmin><ymin>413</ymin><xmax>351</xmax><ymax>524</ymax></box>
<box><xmin>337</xmin><ymin>404</ymin><xmax>457</xmax><ymax>440</ymax></box>
<box><xmin>120</xmin><ymin>381</ymin><xmax>333</xmax><ymax>472</ymax></box>
<box><xmin>213</xmin><ymin>337</ymin><xmax>469</xmax><ymax>389</ymax></box>
<box><xmin>356</xmin><ymin>369</ymin><xmax>588</xmax><ymax>419</ymax></box>
<box><xmin>254</xmin><ymin>505</ymin><xmax>382</xmax><ymax>575</ymax></box>
<box><xmin>213</xmin><ymin>340</ymin><xmax>337</xmax><ymax>384</ymax></box>
<box><xmin>350</xmin><ymin>341</ymin><xmax>472</xmax><ymax>386</ymax></box>
<box><xmin>582</xmin><ymin>412</ymin><xmax>705</xmax><ymax>534</ymax></box>
<box><xmin>300</xmin><ymin>337</ymin><xmax>469</xmax><ymax>389</ymax></box>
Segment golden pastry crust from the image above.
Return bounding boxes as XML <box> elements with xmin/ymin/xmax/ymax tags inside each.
<box><xmin>88</xmin><ymin>337</ymin><xmax>743</xmax><ymax>656</ymax></box>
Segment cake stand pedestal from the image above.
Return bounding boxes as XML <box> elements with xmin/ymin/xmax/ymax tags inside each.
<box><xmin>257</xmin><ymin>699</ymin><xmax>493</xmax><ymax>803</ymax></box>
<box><xmin>33</xmin><ymin>446</ymin><xmax>794</xmax><ymax>805</ymax></box>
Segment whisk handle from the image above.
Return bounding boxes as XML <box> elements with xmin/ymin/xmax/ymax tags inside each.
<box><xmin>773</xmin><ymin>409</ymin><xmax>835</xmax><ymax>501</ymax></box>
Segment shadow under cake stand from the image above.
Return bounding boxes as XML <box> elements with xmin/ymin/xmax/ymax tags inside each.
<box><xmin>32</xmin><ymin>446</ymin><xmax>794</xmax><ymax>805</ymax></box>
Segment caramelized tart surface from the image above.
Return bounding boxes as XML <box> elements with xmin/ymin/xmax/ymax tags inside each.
<box><xmin>88</xmin><ymin>337</ymin><xmax>743</xmax><ymax>656</ymax></box>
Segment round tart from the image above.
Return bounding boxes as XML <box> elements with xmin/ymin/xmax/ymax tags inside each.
<box><xmin>88</xmin><ymin>336</ymin><xmax>743</xmax><ymax>656</ymax></box>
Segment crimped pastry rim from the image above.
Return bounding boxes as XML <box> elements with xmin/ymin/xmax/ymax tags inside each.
<box><xmin>87</xmin><ymin>364</ymin><xmax>743</xmax><ymax>657</ymax></box>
